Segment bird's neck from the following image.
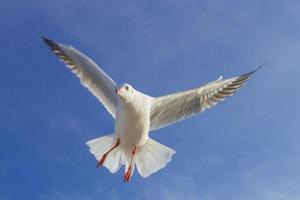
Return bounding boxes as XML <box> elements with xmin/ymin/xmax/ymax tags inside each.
<box><xmin>119</xmin><ymin>93</ymin><xmax>150</xmax><ymax>116</ymax></box>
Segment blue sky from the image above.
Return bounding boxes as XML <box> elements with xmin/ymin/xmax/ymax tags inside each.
<box><xmin>1</xmin><ymin>0</ymin><xmax>300</xmax><ymax>199</ymax></box>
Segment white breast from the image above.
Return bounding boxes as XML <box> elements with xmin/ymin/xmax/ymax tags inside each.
<box><xmin>115</xmin><ymin>92</ymin><xmax>152</xmax><ymax>148</ymax></box>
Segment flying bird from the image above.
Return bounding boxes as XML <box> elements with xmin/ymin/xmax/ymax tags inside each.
<box><xmin>42</xmin><ymin>37</ymin><xmax>262</xmax><ymax>182</ymax></box>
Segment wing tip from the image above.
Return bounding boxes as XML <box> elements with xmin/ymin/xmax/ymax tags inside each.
<box><xmin>239</xmin><ymin>63</ymin><xmax>265</xmax><ymax>79</ymax></box>
<box><xmin>41</xmin><ymin>36</ymin><xmax>67</xmax><ymax>57</ymax></box>
<box><xmin>41</xmin><ymin>36</ymin><xmax>65</xmax><ymax>55</ymax></box>
<box><xmin>252</xmin><ymin>63</ymin><xmax>266</xmax><ymax>73</ymax></box>
<box><xmin>248</xmin><ymin>63</ymin><xmax>266</xmax><ymax>75</ymax></box>
<box><xmin>41</xmin><ymin>36</ymin><xmax>56</xmax><ymax>47</ymax></box>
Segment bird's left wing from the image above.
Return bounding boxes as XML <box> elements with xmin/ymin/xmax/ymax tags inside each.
<box><xmin>42</xmin><ymin>37</ymin><xmax>118</xmax><ymax>118</ymax></box>
<box><xmin>150</xmin><ymin>67</ymin><xmax>262</xmax><ymax>131</ymax></box>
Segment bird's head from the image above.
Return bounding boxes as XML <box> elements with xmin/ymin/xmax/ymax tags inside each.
<box><xmin>115</xmin><ymin>83</ymin><xmax>135</xmax><ymax>103</ymax></box>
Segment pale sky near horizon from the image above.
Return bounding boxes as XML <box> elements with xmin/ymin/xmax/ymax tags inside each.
<box><xmin>1</xmin><ymin>0</ymin><xmax>300</xmax><ymax>199</ymax></box>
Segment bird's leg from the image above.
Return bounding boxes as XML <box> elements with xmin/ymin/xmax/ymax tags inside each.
<box><xmin>124</xmin><ymin>146</ymin><xmax>137</xmax><ymax>182</ymax></box>
<box><xmin>96</xmin><ymin>138</ymin><xmax>120</xmax><ymax>167</ymax></box>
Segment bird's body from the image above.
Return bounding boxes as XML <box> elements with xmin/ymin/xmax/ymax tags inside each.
<box><xmin>42</xmin><ymin>37</ymin><xmax>262</xmax><ymax>182</ymax></box>
<box><xmin>115</xmin><ymin>87</ymin><xmax>151</xmax><ymax>148</ymax></box>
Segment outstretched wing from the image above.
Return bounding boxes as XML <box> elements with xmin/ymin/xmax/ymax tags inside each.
<box><xmin>42</xmin><ymin>37</ymin><xmax>118</xmax><ymax>118</ymax></box>
<box><xmin>150</xmin><ymin>66</ymin><xmax>262</xmax><ymax>130</ymax></box>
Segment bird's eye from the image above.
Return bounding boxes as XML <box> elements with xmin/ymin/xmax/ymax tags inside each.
<box><xmin>125</xmin><ymin>86</ymin><xmax>129</xmax><ymax>91</ymax></box>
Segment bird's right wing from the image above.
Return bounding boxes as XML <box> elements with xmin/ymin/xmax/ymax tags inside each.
<box><xmin>42</xmin><ymin>37</ymin><xmax>118</xmax><ymax>118</ymax></box>
<box><xmin>150</xmin><ymin>67</ymin><xmax>262</xmax><ymax>131</ymax></box>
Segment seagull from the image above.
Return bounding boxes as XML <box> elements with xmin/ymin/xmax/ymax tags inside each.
<box><xmin>42</xmin><ymin>37</ymin><xmax>262</xmax><ymax>182</ymax></box>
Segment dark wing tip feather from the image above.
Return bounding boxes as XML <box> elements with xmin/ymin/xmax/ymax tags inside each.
<box><xmin>242</xmin><ymin>64</ymin><xmax>265</xmax><ymax>77</ymax></box>
<box><xmin>41</xmin><ymin>37</ymin><xmax>77</xmax><ymax>69</ymax></box>
<box><xmin>41</xmin><ymin>36</ymin><xmax>58</xmax><ymax>49</ymax></box>
<box><xmin>233</xmin><ymin>64</ymin><xmax>264</xmax><ymax>85</ymax></box>
<box><xmin>41</xmin><ymin>36</ymin><xmax>64</xmax><ymax>55</ymax></box>
<box><xmin>207</xmin><ymin>65</ymin><xmax>264</xmax><ymax>106</ymax></box>
<box><xmin>253</xmin><ymin>63</ymin><xmax>266</xmax><ymax>72</ymax></box>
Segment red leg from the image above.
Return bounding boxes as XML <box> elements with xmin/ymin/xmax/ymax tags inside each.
<box><xmin>124</xmin><ymin>146</ymin><xmax>136</xmax><ymax>182</ymax></box>
<box><xmin>96</xmin><ymin>138</ymin><xmax>120</xmax><ymax>167</ymax></box>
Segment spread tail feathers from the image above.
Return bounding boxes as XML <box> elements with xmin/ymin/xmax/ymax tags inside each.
<box><xmin>135</xmin><ymin>138</ymin><xmax>175</xmax><ymax>178</ymax></box>
<box><xmin>86</xmin><ymin>134</ymin><xmax>124</xmax><ymax>173</ymax></box>
<box><xmin>86</xmin><ymin>135</ymin><xmax>175</xmax><ymax>179</ymax></box>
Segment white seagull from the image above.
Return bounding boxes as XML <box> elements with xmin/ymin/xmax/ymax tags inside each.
<box><xmin>42</xmin><ymin>37</ymin><xmax>262</xmax><ymax>182</ymax></box>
